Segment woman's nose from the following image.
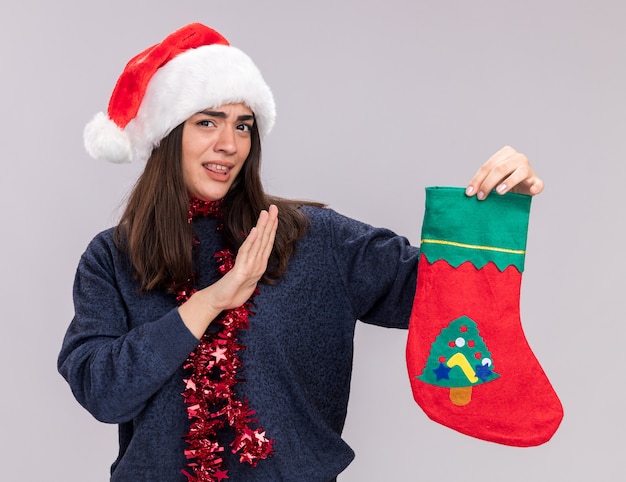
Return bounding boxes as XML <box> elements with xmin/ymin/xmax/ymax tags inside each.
<box><xmin>214</xmin><ymin>126</ymin><xmax>237</xmax><ymax>154</ymax></box>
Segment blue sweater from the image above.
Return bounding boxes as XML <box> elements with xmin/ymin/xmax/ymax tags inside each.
<box><xmin>58</xmin><ymin>206</ymin><xmax>419</xmax><ymax>481</ymax></box>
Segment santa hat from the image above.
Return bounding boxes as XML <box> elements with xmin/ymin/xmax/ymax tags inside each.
<box><xmin>84</xmin><ymin>23</ymin><xmax>276</xmax><ymax>163</ymax></box>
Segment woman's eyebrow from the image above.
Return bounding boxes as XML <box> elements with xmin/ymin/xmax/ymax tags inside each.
<box><xmin>197</xmin><ymin>110</ymin><xmax>227</xmax><ymax>118</ymax></box>
<box><xmin>197</xmin><ymin>110</ymin><xmax>254</xmax><ymax>122</ymax></box>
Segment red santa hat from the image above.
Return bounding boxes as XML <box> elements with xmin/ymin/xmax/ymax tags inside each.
<box><xmin>84</xmin><ymin>23</ymin><xmax>276</xmax><ymax>163</ymax></box>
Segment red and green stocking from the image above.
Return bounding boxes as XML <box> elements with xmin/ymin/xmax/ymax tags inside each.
<box><xmin>406</xmin><ymin>187</ymin><xmax>563</xmax><ymax>447</ymax></box>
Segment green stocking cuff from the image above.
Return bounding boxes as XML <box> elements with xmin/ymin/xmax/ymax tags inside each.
<box><xmin>420</xmin><ymin>187</ymin><xmax>531</xmax><ymax>272</ymax></box>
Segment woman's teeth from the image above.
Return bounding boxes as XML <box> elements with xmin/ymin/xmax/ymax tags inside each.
<box><xmin>206</xmin><ymin>163</ymin><xmax>229</xmax><ymax>171</ymax></box>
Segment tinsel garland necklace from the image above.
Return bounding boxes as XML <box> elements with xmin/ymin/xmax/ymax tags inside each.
<box><xmin>178</xmin><ymin>197</ymin><xmax>274</xmax><ymax>482</ymax></box>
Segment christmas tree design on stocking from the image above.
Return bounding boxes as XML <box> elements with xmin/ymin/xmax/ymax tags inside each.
<box><xmin>406</xmin><ymin>187</ymin><xmax>563</xmax><ymax>447</ymax></box>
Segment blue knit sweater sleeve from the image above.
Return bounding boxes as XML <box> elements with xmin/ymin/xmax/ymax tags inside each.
<box><xmin>312</xmin><ymin>207</ymin><xmax>419</xmax><ymax>328</ymax></box>
<box><xmin>57</xmin><ymin>229</ymin><xmax>200</xmax><ymax>424</ymax></box>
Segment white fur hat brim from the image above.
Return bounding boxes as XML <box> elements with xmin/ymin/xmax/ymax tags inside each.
<box><xmin>84</xmin><ymin>40</ymin><xmax>275</xmax><ymax>163</ymax></box>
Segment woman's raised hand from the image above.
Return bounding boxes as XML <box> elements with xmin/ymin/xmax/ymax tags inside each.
<box><xmin>213</xmin><ymin>205</ymin><xmax>279</xmax><ymax>311</ymax></box>
<box><xmin>178</xmin><ymin>205</ymin><xmax>279</xmax><ymax>339</ymax></box>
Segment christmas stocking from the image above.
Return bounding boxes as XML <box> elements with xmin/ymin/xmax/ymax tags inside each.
<box><xmin>406</xmin><ymin>186</ymin><xmax>563</xmax><ymax>447</ymax></box>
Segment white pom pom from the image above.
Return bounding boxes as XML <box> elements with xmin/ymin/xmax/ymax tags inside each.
<box><xmin>83</xmin><ymin>112</ymin><xmax>133</xmax><ymax>163</ymax></box>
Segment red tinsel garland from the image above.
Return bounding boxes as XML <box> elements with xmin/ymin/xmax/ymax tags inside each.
<box><xmin>178</xmin><ymin>198</ymin><xmax>274</xmax><ymax>481</ymax></box>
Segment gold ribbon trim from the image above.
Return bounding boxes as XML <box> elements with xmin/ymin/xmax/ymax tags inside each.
<box><xmin>420</xmin><ymin>238</ymin><xmax>525</xmax><ymax>255</ymax></box>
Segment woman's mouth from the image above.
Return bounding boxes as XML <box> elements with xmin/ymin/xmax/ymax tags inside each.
<box><xmin>202</xmin><ymin>162</ymin><xmax>231</xmax><ymax>174</ymax></box>
<box><xmin>203</xmin><ymin>162</ymin><xmax>232</xmax><ymax>181</ymax></box>
<box><xmin>204</xmin><ymin>163</ymin><xmax>230</xmax><ymax>173</ymax></box>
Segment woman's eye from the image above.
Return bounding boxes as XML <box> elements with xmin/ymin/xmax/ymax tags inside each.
<box><xmin>237</xmin><ymin>123</ymin><xmax>252</xmax><ymax>132</ymax></box>
<box><xmin>197</xmin><ymin>119</ymin><xmax>216</xmax><ymax>127</ymax></box>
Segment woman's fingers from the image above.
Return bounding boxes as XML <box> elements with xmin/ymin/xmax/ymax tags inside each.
<box><xmin>260</xmin><ymin>204</ymin><xmax>278</xmax><ymax>260</ymax></box>
<box><xmin>238</xmin><ymin>205</ymin><xmax>278</xmax><ymax>267</ymax></box>
<box><xmin>200</xmin><ymin>206</ymin><xmax>279</xmax><ymax>314</ymax></box>
<box><xmin>466</xmin><ymin>146</ymin><xmax>544</xmax><ymax>200</ymax></box>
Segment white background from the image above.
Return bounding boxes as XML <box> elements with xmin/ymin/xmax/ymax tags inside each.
<box><xmin>1</xmin><ymin>1</ymin><xmax>623</xmax><ymax>480</ymax></box>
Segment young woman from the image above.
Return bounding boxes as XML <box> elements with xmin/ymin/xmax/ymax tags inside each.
<box><xmin>58</xmin><ymin>23</ymin><xmax>543</xmax><ymax>482</ymax></box>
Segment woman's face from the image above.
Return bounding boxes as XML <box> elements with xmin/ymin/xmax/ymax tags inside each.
<box><xmin>181</xmin><ymin>103</ymin><xmax>254</xmax><ymax>201</ymax></box>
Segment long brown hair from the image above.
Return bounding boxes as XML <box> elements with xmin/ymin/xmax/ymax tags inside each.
<box><xmin>114</xmin><ymin>120</ymin><xmax>323</xmax><ymax>293</ymax></box>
